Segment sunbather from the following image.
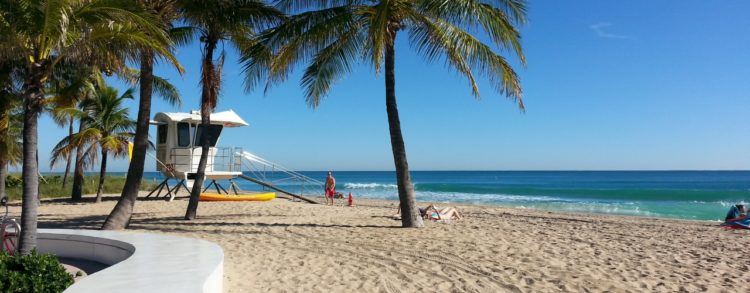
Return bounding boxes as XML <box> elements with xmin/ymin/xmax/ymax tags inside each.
<box><xmin>392</xmin><ymin>204</ymin><xmax>463</xmax><ymax>221</ymax></box>
<box><xmin>420</xmin><ymin>204</ymin><xmax>463</xmax><ymax>221</ymax></box>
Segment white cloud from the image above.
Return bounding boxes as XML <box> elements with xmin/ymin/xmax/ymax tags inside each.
<box><xmin>590</xmin><ymin>22</ymin><xmax>634</xmax><ymax>40</ymax></box>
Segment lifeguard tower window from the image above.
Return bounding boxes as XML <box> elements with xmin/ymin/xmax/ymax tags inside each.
<box><xmin>194</xmin><ymin>124</ymin><xmax>223</xmax><ymax>147</ymax></box>
<box><xmin>157</xmin><ymin>124</ymin><xmax>167</xmax><ymax>144</ymax></box>
<box><xmin>177</xmin><ymin>122</ymin><xmax>191</xmax><ymax>147</ymax></box>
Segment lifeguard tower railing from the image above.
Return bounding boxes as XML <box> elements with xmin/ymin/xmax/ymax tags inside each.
<box><xmin>237</xmin><ymin>151</ymin><xmax>325</xmax><ymax>197</ymax></box>
<box><xmin>167</xmin><ymin>147</ymin><xmax>241</xmax><ymax>174</ymax></box>
<box><xmin>164</xmin><ymin>147</ymin><xmax>324</xmax><ymax>197</ymax></box>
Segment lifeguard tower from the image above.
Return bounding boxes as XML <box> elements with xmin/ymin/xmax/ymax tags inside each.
<box><xmin>146</xmin><ymin>110</ymin><xmax>321</xmax><ymax>203</ymax></box>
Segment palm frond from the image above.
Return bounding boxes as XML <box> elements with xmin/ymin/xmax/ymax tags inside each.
<box><xmin>365</xmin><ymin>2</ymin><xmax>389</xmax><ymax>74</ymax></box>
<box><xmin>52</xmin><ymin>83</ymin><xmax>137</xmax><ymax>167</ymax></box>
<box><xmin>151</xmin><ymin>75</ymin><xmax>181</xmax><ymax>106</ymax></box>
<box><xmin>118</xmin><ymin>67</ymin><xmax>181</xmax><ymax>106</ymax></box>
<box><xmin>241</xmin><ymin>5</ymin><xmax>363</xmax><ymax>92</ymax></box>
<box><xmin>408</xmin><ymin>15</ymin><xmax>523</xmax><ymax>108</ymax></box>
<box><xmin>417</xmin><ymin>0</ymin><xmax>526</xmax><ymax>64</ymax></box>
<box><xmin>251</xmin><ymin>0</ymin><xmax>526</xmax><ymax>110</ymax></box>
<box><xmin>169</xmin><ymin>25</ymin><xmax>196</xmax><ymax>47</ymax></box>
<box><xmin>300</xmin><ymin>25</ymin><xmax>365</xmax><ymax>107</ymax></box>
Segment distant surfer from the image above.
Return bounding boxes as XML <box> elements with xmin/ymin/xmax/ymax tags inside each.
<box><xmin>325</xmin><ymin>171</ymin><xmax>336</xmax><ymax>205</ymax></box>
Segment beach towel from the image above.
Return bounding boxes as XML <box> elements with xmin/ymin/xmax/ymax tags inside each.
<box><xmin>722</xmin><ymin>216</ymin><xmax>750</xmax><ymax>230</ymax></box>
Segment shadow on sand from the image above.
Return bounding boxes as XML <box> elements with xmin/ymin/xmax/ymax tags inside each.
<box><xmin>39</xmin><ymin>212</ymin><xmax>398</xmax><ymax>233</ymax></box>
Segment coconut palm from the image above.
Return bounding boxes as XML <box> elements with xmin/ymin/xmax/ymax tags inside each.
<box><xmin>52</xmin><ymin>86</ymin><xmax>135</xmax><ymax>203</ymax></box>
<box><xmin>0</xmin><ymin>0</ymin><xmax>176</xmax><ymax>254</ymax></box>
<box><xmin>47</xmin><ymin>65</ymin><xmax>99</xmax><ymax>191</ymax></box>
<box><xmin>245</xmin><ymin>0</ymin><xmax>527</xmax><ymax>227</ymax></box>
<box><xmin>103</xmin><ymin>0</ymin><xmax>186</xmax><ymax>230</ymax></box>
<box><xmin>0</xmin><ymin>107</ymin><xmax>21</xmax><ymax>202</ymax></box>
<box><xmin>0</xmin><ymin>72</ymin><xmax>22</xmax><ymax>201</ymax></box>
<box><xmin>179</xmin><ymin>0</ymin><xmax>284</xmax><ymax>220</ymax></box>
<box><xmin>49</xmin><ymin>66</ymin><xmax>103</xmax><ymax>202</ymax></box>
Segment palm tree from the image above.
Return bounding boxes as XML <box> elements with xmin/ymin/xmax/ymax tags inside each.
<box><xmin>47</xmin><ymin>66</ymin><xmax>99</xmax><ymax>191</ymax></box>
<box><xmin>179</xmin><ymin>0</ymin><xmax>284</xmax><ymax>220</ymax></box>
<box><xmin>0</xmin><ymin>77</ymin><xmax>22</xmax><ymax>201</ymax></box>
<box><xmin>0</xmin><ymin>107</ymin><xmax>21</xmax><ymax>202</ymax></box>
<box><xmin>246</xmin><ymin>0</ymin><xmax>527</xmax><ymax>227</ymax></box>
<box><xmin>103</xmin><ymin>0</ymin><xmax>185</xmax><ymax>230</ymax></box>
<box><xmin>0</xmin><ymin>0</ymin><xmax>176</xmax><ymax>254</ymax></box>
<box><xmin>52</xmin><ymin>86</ymin><xmax>135</xmax><ymax>203</ymax></box>
<box><xmin>52</xmin><ymin>66</ymin><xmax>103</xmax><ymax>202</ymax></box>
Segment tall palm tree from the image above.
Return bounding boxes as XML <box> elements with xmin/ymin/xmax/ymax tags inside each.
<box><xmin>103</xmin><ymin>0</ymin><xmax>185</xmax><ymax>230</ymax></box>
<box><xmin>47</xmin><ymin>65</ymin><xmax>99</xmax><ymax>190</ymax></box>
<box><xmin>246</xmin><ymin>0</ymin><xmax>527</xmax><ymax>227</ymax></box>
<box><xmin>0</xmin><ymin>78</ymin><xmax>22</xmax><ymax>201</ymax></box>
<box><xmin>179</xmin><ymin>0</ymin><xmax>284</xmax><ymax>220</ymax></box>
<box><xmin>52</xmin><ymin>86</ymin><xmax>135</xmax><ymax>203</ymax></box>
<box><xmin>0</xmin><ymin>0</ymin><xmax>177</xmax><ymax>254</ymax></box>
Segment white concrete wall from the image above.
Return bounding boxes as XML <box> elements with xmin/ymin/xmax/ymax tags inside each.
<box><xmin>38</xmin><ymin>229</ymin><xmax>224</xmax><ymax>293</ymax></box>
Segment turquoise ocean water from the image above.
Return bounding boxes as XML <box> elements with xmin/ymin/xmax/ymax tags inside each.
<box><xmin>138</xmin><ymin>171</ymin><xmax>750</xmax><ymax>221</ymax></box>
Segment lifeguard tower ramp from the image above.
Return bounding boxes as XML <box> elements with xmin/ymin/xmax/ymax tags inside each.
<box><xmin>147</xmin><ymin>110</ymin><xmax>322</xmax><ymax>203</ymax></box>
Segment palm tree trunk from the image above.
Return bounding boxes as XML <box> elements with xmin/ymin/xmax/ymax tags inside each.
<box><xmin>71</xmin><ymin>120</ymin><xmax>86</xmax><ymax>201</ymax></box>
<box><xmin>62</xmin><ymin>118</ymin><xmax>73</xmax><ymax>188</ymax></box>
<box><xmin>95</xmin><ymin>149</ymin><xmax>108</xmax><ymax>203</ymax></box>
<box><xmin>385</xmin><ymin>29</ymin><xmax>423</xmax><ymax>228</ymax></box>
<box><xmin>19</xmin><ymin>74</ymin><xmax>45</xmax><ymax>254</ymax></box>
<box><xmin>0</xmin><ymin>156</ymin><xmax>7</xmax><ymax>200</ymax></box>
<box><xmin>103</xmin><ymin>51</ymin><xmax>154</xmax><ymax>230</ymax></box>
<box><xmin>185</xmin><ymin>39</ymin><xmax>218</xmax><ymax>220</ymax></box>
<box><xmin>185</xmin><ymin>111</ymin><xmax>210</xmax><ymax>220</ymax></box>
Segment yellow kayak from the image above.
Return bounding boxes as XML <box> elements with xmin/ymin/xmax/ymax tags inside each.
<box><xmin>199</xmin><ymin>192</ymin><xmax>276</xmax><ymax>202</ymax></box>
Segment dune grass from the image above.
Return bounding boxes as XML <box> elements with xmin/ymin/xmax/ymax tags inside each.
<box><xmin>3</xmin><ymin>174</ymin><xmax>157</xmax><ymax>201</ymax></box>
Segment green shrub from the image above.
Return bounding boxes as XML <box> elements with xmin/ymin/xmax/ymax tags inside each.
<box><xmin>3</xmin><ymin>175</ymin><xmax>158</xmax><ymax>201</ymax></box>
<box><xmin>5</xmin><ymin>175</ymin><xmax>22</xmax><ymax>188</ymax></box>
<box><xmin>0</xmin><ymin>250</ymin><xmax>74</xmax><ymax>293</ymax></box>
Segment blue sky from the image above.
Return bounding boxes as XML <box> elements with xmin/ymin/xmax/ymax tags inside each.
<box><xmin>35</xmin><ymin>0</ymin><xmax>750</xmax><ymax>172</ymax></box>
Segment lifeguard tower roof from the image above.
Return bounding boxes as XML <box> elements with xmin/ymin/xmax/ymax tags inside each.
<box><xmin>152</xmin><ymin>110</ymin><xmax>248</xmax><ymax>127</ymax></box>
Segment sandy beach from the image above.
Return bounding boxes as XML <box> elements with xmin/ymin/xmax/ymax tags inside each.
<box><xmin>7</xmin><ymin>194</ymin><xmax>749</xmax><ymax>292</ymax></box>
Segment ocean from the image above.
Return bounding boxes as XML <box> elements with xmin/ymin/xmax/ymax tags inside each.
<box><xmin>139</xmin><ymin>171</ymin><xmax>750</xmax><ymax>221</ymax></box>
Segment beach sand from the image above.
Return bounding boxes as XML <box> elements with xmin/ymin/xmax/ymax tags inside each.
<box><xmin>8</xmin><ymin>193</ymin><xmax>749</xmax><ymax>292</ymax></box>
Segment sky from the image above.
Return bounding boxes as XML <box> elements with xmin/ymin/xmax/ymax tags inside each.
<box><xmin>34</xmin><ymin>0</ymin><xmax>750</xmax><ymax>172</ymax></box>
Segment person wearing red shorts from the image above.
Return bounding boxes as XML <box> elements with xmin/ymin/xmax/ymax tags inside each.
<box><xmin>324</xmin><ymin>171</ymin><xmax>336</xmax><ymax>205</ymax></box>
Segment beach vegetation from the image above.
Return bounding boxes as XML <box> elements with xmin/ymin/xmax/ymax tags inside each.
<box><xmin>46</xmin><ymin>66</ymin><xmax>103</xmax><ymax>202</ymax></box>
<box><xmin>0</xmin><ymin>0</ymin><xmax>177</xmax><ymax>255</ymax></box>
<box><xmin>0</xmin><ymin>250</ymin><xmax>74</xmax><ymax>293</ymax></box>
<box><xmin>244</xmin><ymin>0</ymin><xmax>527</xmax><ymax>227</ymax></box>
<box><xmin>51</xmin><ymin>86</ymin><xmax>136</xmax><ymax>203</ymax></box>
<box><xmin>3</xmin><ymin>174</ymin><xmax>158</xmax><ymax>201</ymax></box>
<box><xmin>47</xmin><ymin>66</ymin><xmax>101</xmax><ymax>191</ymax></box>
<box><xmin>0</xmin><ymin>76</ymin><xmax>22</xmax><ymax>203</ymax></box>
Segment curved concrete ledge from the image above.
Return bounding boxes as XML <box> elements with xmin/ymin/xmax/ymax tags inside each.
<box><xmin>38</xmin><ymin>229</ymin><xmax>223</xmax><ymax>293</ymax></box>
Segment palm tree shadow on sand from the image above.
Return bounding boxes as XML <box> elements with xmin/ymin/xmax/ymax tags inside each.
<box><xmin>38</xmin><ymin>213</ymin><xmax>398</xmax><ymax>232</ymax></box>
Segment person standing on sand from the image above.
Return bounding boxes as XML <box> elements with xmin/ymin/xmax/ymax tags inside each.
<box><xmin>325</xmin><ymin>171</ymin><xmax>336</xmax><ymax>205</ymax></box>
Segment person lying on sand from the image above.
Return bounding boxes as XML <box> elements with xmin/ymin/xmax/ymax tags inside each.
<box><xmin>392</xmin><ymin>204</ymin><xmax>463</xmax><ymax>221</ymax></box>
<box><xmin>420</xmin><ymin>205</ymin><xmax>463</xmax><ymax>221</ymax></box>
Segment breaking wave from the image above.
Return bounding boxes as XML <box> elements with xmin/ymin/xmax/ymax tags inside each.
<box><xmin>344</xmin><ymin>182</ymin><xmax>398</xmax><ymax>189</ymax></box>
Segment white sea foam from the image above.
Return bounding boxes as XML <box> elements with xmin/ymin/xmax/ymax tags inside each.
<box><xmin>344</xmin><ymin>183</ymin><xmax>398</xmax><ymax>189</ymax></box>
